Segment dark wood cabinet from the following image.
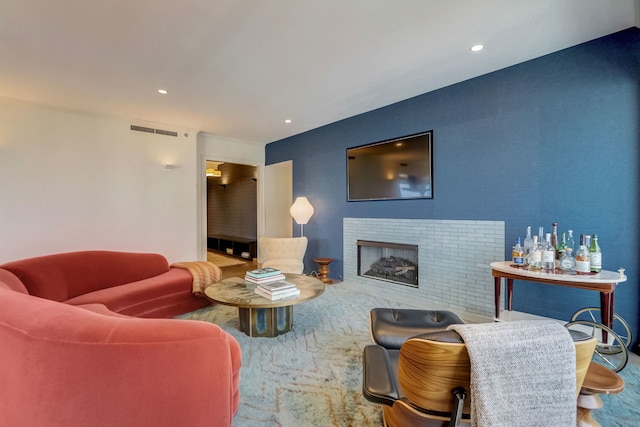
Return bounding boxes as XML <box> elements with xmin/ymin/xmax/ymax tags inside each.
<box><xmin>207</xmin><ymin>234</ymin><xmax>256</xmax><ymax>259</ymax></box>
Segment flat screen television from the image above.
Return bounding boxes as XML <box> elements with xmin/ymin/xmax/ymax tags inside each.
<box><xmin>347</xmin><ymin>130</ymin><xmax>433</xmax><ymax>201</ymax></box>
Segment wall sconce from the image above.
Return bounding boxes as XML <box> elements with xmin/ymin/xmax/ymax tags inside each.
<box><xmin>290</xmin><ymin>196</ymin><xmax>314</xmax><ymax>237</ymax></box>
<box><xmin>219</xmin><ymin>184</ymin><xmax>227</xmax><ymax>189</ymax></box>
<box><xmin>163</xmin><ymin>164</ymin><xmax>177</xmax><ymax>171</ymax></box>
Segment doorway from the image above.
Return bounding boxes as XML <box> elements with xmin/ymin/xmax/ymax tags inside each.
<box><xmin>206</xmin><ymin>161</ymin><xmax>258</xmax><ymax>261</ymax></box>
<box><xmin>264</xmin><ymin>160</ymin><xmax>293</xmax><ymax>238</ymax></box>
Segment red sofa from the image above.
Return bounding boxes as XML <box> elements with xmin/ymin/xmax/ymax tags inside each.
<box><xmin>0</xmin><ymin>251</ymin><xmax>242</xmax><ymax>427</ymax></box>
<box><xmin>0</xmin><ymin>250</ymin><xmax>212</xmax><ymax>317</ymax></box>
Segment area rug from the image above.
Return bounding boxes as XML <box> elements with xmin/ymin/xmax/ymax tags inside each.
<box><xmin>597</xmin><ymin>361</ymin><xmax>640</xmax><ymax>426</ymax></box>
<box><xmin>177</xmin><ymin>283</ymin><xmax>640</xmax><ymax>427</ymax></box>
<box><xmin>207</xmin><ymin>251</ymin><xmax>246</xmax><ymax>268</ymax></box>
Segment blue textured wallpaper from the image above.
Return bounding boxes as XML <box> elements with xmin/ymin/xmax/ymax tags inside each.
<box><xmin>266</xmin><ymin>28</ymin><xmax>640</xmax><ymax>347</ymax></box>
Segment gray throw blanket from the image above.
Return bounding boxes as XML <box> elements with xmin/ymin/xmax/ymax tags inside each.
<box><xmin>448</xmin><ymin>320</ymin><xmax>576</xmax><ymax>427</ymax></box>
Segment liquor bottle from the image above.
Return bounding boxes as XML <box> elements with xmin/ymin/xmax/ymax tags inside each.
<box><xmin>559</xmin><ymin>246</ymin><xmax>576</xmax><ymax>272</ymax></box>
<box><xmin>589</xmin><ymin>234</ymin><xmax>602</xmax><ymax>273</ymax></box>
<box><xmin>566</xmin><ymin>230</ymin><xmax>576</xmax><ymax>253</ymax></box>
<box><xmin>575</xmin><ymin>234</ymin><xmax>591</xmax><ymax>275</ymax></box>
<box><xmin>523</xmin><ymin>226</ymin><xmax>533</xmax><ymax>265</ymax></box>
<box><xmin>538</xmin><ymin>226</ymin><xmax>545</xmax><ymax>247</ymax></box>
<box><xmin>551</xmin><ymin>222</ymin><xmax>559</xmax><ymax>259</ymax></box>
<box><xmin>512</xmin><ymin>237</ymin><xmax>525</xmax><ymax>267</ymax></box>
<box><xmin>557</xmin><ymin>232</ymin><xmax>568</xmax><ymax>259</ymax></box>
<box><xmin>528</xmin><ymin>235</ymin><xmax>542</xmax><ymax>270</ymax></box>
<box><xmin>542</xmin><ymin>233</ymin><xmax>555</xmax><ymax>272</ymax></box>
<box><xmin>560</xmin><ymin>232</ymin><xmax>575</xmax><ymax>272</ymax></box>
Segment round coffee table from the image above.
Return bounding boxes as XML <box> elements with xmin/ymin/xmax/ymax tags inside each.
<box><xmin>204</xmin><ymin>273</ymin><xmax>325</xmax><ymax>337</ymax></box>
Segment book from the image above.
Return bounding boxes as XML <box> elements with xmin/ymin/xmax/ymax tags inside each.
<box><xmin>244</xmin><ymin>273</ymin><xmax>286</xmax><ymax>284</ymax></box>
<box><xmin>257</xmin><ymin>280</ymin><xmax>298</xmax><ymax>292</ymax></box>
<box><xmin>245</xmin><ymin>267</ymin><xmax>282</xmax><ymax>279</ymax></box>
<box><xmin>255</xmin><ymin>286</ymin><xmax>300</xmax><ymax>300</ymax></box>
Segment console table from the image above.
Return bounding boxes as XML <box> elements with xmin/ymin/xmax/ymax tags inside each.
<box><xmin>490</xmin><ymin>261</ymin><xmax>627</xmax><ymax>329</ymax></box>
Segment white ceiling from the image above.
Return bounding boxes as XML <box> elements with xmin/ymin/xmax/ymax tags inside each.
<box><xmin>0</xmin><ymin>1</ymin><xmax>637</xmax><ymax>144</ymax></box>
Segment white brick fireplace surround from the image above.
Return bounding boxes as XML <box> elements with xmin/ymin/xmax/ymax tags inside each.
<box><xmin>343</xmin><ymin>218</ymin><xmax>505</xmax><ymax>319</ymax></box>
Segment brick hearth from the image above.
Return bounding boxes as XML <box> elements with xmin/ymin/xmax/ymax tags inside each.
<box><xmin>343</xmin><ymin>218</ymin><xmax>505</xmax><ymax>317</ymax></box>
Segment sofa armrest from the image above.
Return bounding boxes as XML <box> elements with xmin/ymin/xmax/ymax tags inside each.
<box><xmin>0</xmin><ymin>268</ymin><xmax>29</xmax><ymax>294</ymax></box>
<box><xmin>0</xmin><ymin>290</ymin><xmax>241</xmax><ymax>427</ymax></box>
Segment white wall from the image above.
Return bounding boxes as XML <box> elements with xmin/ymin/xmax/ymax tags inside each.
<box><xmin>0</xmin><ymin>98</ymin><xmax>200</xmax><ymax>263</ymax></box>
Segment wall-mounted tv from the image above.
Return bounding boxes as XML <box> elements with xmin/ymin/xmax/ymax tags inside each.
<box><xmin>347</xmin><ymin>130</ymin><xmax>433</xmax><ymax>201</ymax></box>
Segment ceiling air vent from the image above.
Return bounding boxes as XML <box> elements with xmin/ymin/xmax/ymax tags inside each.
<box><xmin>154</xmin><ymin>128</ymin><xmax>178</xmax><ymax>137</ymax></box>
<box><xmin>130</xmin><ymin>125</ymin><xmax>155</xmax><ymax>134</ymax></box>
<box><xmin>130</xmin><ymin>125</ymin><xmax>178</xmax><ymax>137</ymax></box>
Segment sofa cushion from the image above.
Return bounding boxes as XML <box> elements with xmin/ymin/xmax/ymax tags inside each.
<box><xmin>64</xmin><ymin>268</ymin><xmax>209</xmax><ymax>318</ymax></box>
<box><xmin>76</xmin><ymin>302</ymin><xmax>136</xmax><ymax>318</ymax></box>
<box><xmin>262</xmin><ymin>258</ymin><xmax>304</xmax><ymax>274</ymax></box>
<box><xmin>0</xmin><ymin>250</ymin><xmax>170</xmax><ymax>301</ymax></box>
<box><xmin>370</xmin><ymin>308</ymin><xmax>465</xmax><ymax>349</ymax></box>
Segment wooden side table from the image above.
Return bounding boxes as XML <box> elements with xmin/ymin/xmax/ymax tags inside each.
<box><xmin>577</xmin><ymin>362</ymin><xmax>625</xmax><ymax>427</ymax></box>
<box><xmin>314</xmin><ymin>258</ymin><xmax>334</xmax><ymax>284</ymax></box>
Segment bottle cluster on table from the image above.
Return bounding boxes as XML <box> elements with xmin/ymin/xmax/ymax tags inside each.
<box><xmin>512</xmin><ymin>222</ymin><xmax>602</xmax><ymax>274</ymax></box>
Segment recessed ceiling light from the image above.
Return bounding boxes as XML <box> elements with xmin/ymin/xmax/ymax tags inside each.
<box><xmin>470</xmin><ymin>44</ymin><xmax>484</xmax><ymax>53</ymax></box>
<box><xmin>158</xmin><ymin>89</ymin><xmax>168</xmax><ymax>94</ymax></box>
<box><xmin>285</xmin><ymin>119</ymin><xmax>292</xmax><ymax>124</ymax></box>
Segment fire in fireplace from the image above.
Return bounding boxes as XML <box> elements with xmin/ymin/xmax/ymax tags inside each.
<box><xmin>357</xmin><ymin>240</ymin><xmax>418</xmax><ymax>287</ymax></box>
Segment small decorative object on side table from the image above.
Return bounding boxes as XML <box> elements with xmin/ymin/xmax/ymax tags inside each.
<box><xmin>314</xmin><ymin>257</ymin><xmax>334</xmax><ymax>284</ymax></box>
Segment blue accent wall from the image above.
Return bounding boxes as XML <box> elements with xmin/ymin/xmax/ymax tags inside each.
<box><xmin>266</xmin><ymin>28</ymin><xmax>640</xmax><ymax>348</ymax></box>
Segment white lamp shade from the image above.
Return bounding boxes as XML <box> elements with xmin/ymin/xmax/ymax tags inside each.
<box><xmin>290</xmin><ymin>197</ymin><xmax>314</xmax><ymax>225</ymax></box>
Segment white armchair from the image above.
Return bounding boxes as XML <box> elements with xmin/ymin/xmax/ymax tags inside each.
<box><xmin>258</xmin><ymin>237</ymin><xmax>308</xmax><ymax>274</ymax></box>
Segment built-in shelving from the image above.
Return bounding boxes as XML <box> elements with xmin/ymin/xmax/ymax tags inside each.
<box><xmin>207</xmin><ymin>234</ymin><xmax>256</xmax><ymax>259</ymax></box>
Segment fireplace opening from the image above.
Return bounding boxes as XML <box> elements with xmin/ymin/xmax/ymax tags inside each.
<box><xmin>357</xmin><ymin>240</ymin><xmax>418</xmax><ymax>287</ymax></box>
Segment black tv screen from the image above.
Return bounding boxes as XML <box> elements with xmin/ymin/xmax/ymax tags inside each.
<box><xmin>347</xmin><ymin>131</ymin><xmax>433</xmax><ymax>201</ymax></box>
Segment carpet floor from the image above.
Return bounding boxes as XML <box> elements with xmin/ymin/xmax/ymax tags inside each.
<box><xmin>178</xmin><ymin>283</ymin><xmax>640</xmax><ymax>427</ymax></box>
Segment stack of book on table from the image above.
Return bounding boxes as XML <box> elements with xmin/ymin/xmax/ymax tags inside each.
<box><xmin>244</xmin><ymin>268</ymin><xmax>285</xmax><ymax>284</ymax></box>
<box><xmin>254</xmin><ymin>280</ymin><xmax>300</xmax><ymax>300</ymax></box>
<box><xmin>245</xmin><ymin>268</ymin><xmax>300</xmax><ymax>300</ymax></box>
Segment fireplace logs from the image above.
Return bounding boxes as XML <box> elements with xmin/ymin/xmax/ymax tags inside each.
<box><xmin>364</xmin><ymin>255</ymin><xmax>417</xmax><ymax>286</ymax></box>
<box><xmin>357</xmin><ymin>240</ymin><xmax>419</xmax><ymax>287</ymax></box>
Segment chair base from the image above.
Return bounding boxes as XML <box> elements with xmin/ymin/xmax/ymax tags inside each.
<box><xmin>382</xmin><ymin>400</ymin><xmax>472</xmax><ymax>427</ymax></box>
